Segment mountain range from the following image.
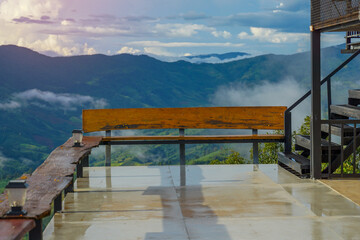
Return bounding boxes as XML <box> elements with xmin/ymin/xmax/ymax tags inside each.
<box><xmin>0</xmin><ymin>44</ymin><xmax>359</xmax><ymax>181</ymax></box>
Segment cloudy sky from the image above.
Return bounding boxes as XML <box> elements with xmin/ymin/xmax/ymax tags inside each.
<box><xmin>0</xmin><ymin>0</ymin><xmax>344</xmax><ymax>57</ymax></box>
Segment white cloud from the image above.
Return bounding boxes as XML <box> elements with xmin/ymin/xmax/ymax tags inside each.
<box><xmin>0</xmin><ymin>0</ymin><xmax>99</xmax><ymax>57</ymax></box>
<box><xmin>0</xmin><ymin>0</ymin><xmax>62</xmax><ymax>21</ymax></box>
<box><xmin>154</xmin><ymin>23</ymin><xmax>214</xmax><ymax>37</ymax></box>
<box><xmin>0</xmin><ymin>89</ymin><xmax>108</xmax><ymax>111</ymax></box>
<box><xmin>144</xmin><ymin>47</ymin><xmax>176</xmax><ymax>57</ymax></box>
<box><xmin>210</xmin><ymin>78</ymin><xmax>310</xmax><ymax>128</ymax></box>
<box><xmin>16</xmin><ymin>34</ymin><xmax>98</xmax><ymax>56</ymax></box>
<box><xmin>128</xmin><ymin>40</ymin><xmax>244</xmax><ymax>48</ymax></box>
<box><xmin>0</xmin><ymin>151</ymin><xmax>13</xmax><ymax>167</ymax></box>
<box><xmin>212</xmin><ymin>31</ymin><xmax>232</xmax><ymax>39</ymax></box>
<box><xmin>238</xmin><ymin>27</ymin><xmax>309</xmax><ymax>43</ymax></box>
<box><xmin>0</xmin><ymin>100</ymin><xmax>21</xmax><ymax>110</ymax></box>
<box><xmin>117</xmin><ymin>46</ymin><xmax>141</xmax><ymax>55</ymax></box>
<box><xmin>83</xmin><ymin>43</ymin><xmax>96</xmax><ymax>55</ymax></box>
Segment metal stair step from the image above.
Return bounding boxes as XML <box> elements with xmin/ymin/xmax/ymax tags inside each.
<box><xmin>349</xmin><ymin>89</ymin><xmax>360</xmax><ymax>100</ymax></box>
<box><xmin>321</xmin><ymin>123</ymin><xmax>360</xmax><ymax>137</ymax></box>
<box><xmin>278</xmin><ymin>152</ymin><xmax>310</xmax><ymax>176</ymax></box>
<box><xmin>331</xmin><ymin>104</ymin><xmax>360</xmax><ymax>119</ymax></box>
<box><xmin>295</xmin><ymin>135</ymin><xmax>341</xmax><ymax>151</ymax></box>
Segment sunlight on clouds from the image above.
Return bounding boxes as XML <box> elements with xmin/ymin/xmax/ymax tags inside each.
<box><xmin>128</xmin><ymin>40</ymin><xmax>244</xmax><ymax>48</ymax></box>
<box><xmin>238</xmin><ymin>27</ymin><xmax>309</xmax><ymax>43</ymax></box>
<box><xmin>154</xmin><ymin>23</ymin><xmax>214</xmax><ymax>37</ymax></box>
<box><xmin>212</xmin><ymin>31</ymin><xmax>232</xmax><ymax>39</ymax></box>
<box><xmin>117</xmin><ymin>46</ymin><xmax>141</xmax><ymax>54</ymax></box>
<box><xmin>144</xmin><ymin>47</ymin><xmax>175</xmax><ymax>57</ymax></box>
<box><xmin>0</xmin><ymin>0</ymin><xmax>62</xmax><ymax>21</ymax></box>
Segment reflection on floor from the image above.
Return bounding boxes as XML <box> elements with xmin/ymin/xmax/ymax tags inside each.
<box><xmin>43</xmin><ymin>165</ymin><xmax>360</xmax><ymax>240</ymax></box>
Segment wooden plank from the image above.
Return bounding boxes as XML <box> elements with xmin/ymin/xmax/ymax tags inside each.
<box><xmin>331</xmin><ymin>104</ymin><xmax>360</xmax><ymax>119</ymax></box>
<box><xmin>0</xmin><ymin>136</ymin><xmax>102</xmax><ymax>219</ymax></box>
<box><xmin>83</xmin><ymin>107</ymin><xmax>287</xmax><ymax>133</ymax></box>
<box><xmin>0</xmin><ymin>176</ymin><xmax>73</xmax><ymax>219</ymax></box>
<box><xmin>312</xmin><ymin>12</ymin><xmax>360</xmax><ymax>32</ymax></box>
<box><xmin>32</xmin><ymin>136</ymin><xmax>102</xmax><ymax>176</ymax></box>
<box><xmin>0</xmin><ymin>219</ymin><xmax>35</xmax><ymax>240</ymax></box>
<box><xmin>102</xmin><ymin>134</ymin><xmax>285</xmax><ymax>142</ymax></box>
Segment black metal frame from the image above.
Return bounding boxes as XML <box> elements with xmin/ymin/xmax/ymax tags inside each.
<box><xmin>283</xmin><ymin>45</ymin><xmax>360</xmax><ymax>178</ymax></box>
<box><xmin>99</xmin><ymin>128</ymin><xmax>284</xmax><ymax>186</ymax></box>
<box><xmin>321</xmin><ymin>119</ymin><xmax>360</xmax><ymax>178</ymax></box>
<box><xmin>285</xmin><ymin>47</ymin><xmax>360</xmax><ymax>178</ymax></box>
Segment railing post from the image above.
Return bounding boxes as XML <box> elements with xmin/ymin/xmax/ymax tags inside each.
<box><xmin>76</xmin><ymin>159</ymin><xmax>83</xmax><ymax>178</ymax></box>
<box><xmin>284</xmin><ymin>111</ymin><xmax>292</xmax><ymax>154</ymax></box>
<box><xmin>54</xmin><ymin>192</ymin><xmax>62</xmax><ymax>212</ymax></box>
<box><xmin>83</xmin><ymin>155</ymin><xmax>89</xmax><ymax>168</ymax></box>
<box><xmin>311</xmin><ymin>29</ymin><xmax>322</xmax><ymax>179</ymax></box>
<box><xmin>252</xmin><ymin>129</ymin><xmax>259</xmax><ymax>164</ymax></box>
<box><xmin>179</xmin><ymin>128</ymin><xmax>186</xmax><ymax>186</ymax></box>
<box><xmin>29</xmin><ymin>219</ymin><xmax>42</xmax><ymax>240</ymax></box>
<box><xmin>105</xmin><ymin>130</ymin><xmax>111</xmax><ymax>167</ymax></box>
<box><xmin>327</xmin><ymin>77</ymin><xmax>332</xmax><ymax>119</ymax></box>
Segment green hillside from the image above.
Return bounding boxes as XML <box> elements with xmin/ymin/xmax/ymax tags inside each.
<box><xmin>0</xmin><ymin>44</ymin><xmax>358</xmax><ymax>182</ymax></box>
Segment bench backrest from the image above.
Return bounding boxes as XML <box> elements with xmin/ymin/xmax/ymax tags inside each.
<box><xmin>82</xmin><ymin>106</ymin><xmax>287</xmax><ymax>133</ymax></box>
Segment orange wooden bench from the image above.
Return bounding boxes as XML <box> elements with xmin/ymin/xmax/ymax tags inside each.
<box><xmin>82</xmin><ymin>106</ymin><xmax>287</xmax><ymax>169</ymax></box>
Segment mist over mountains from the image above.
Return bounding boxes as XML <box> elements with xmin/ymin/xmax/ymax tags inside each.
<box><xmin>0</xmin><ymin>44</ymin><xmax>358</xmax><ymax>179</ymax></box>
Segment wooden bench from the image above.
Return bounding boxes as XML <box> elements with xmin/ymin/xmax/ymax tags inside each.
<box><xmin>83</xmin><ymin>106</ymin><xmax>287</xmax><ymax>171</ymax></box>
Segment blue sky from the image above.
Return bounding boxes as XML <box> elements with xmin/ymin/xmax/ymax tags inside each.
<box><xmin>0</xmin><ymin>0</ymin><xmax>344</xmax><ymax>58</ymax></box>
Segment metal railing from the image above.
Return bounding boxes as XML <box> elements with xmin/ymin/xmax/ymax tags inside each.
<box><xmin>284</xmin><ymin>49</ymin><xmax>360</xmax><ymax>154</ymax></box>
<box><xmin>321</xmin><ymin>119</ymin><xmax>360</xmax><ymax>178</ymax></box>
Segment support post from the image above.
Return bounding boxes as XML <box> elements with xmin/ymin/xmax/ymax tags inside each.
<box><xmin>252</xmin><ymin>129</ymin><xmax>259</xmax><ymax>164</ymax></box>
<box><xmin>105</xmin><ymin>130</ymin><xmax>111</xmax><ymax>167</ymax></box>
<box><xmin>54</xmin><ymin>192</ymin><xmax>62</xmax><ymax>212</ymax></box>
<box><xmin>83</xmin><ymin>155</ymin><xmax>89</xmax><ymax>168</ymax></box>
<box><xmin>311</xmin><ymin>30</ymin><xmax>322</xmax><ymax>179</ymax></box>
<box><xmin>327</xmin><ymin>78</ymin><xmax>332</xmax><ymax>119</ymax></box>
<box><xmin>76</xmin><ymin>159</ymin><xmax>83</xmax><ymax>178</ymax></box>
<box><xmin>284</xmin><ymin>111</ymin><xmax>292</xmax><ymax>154</ymax></box>
<box><xmin>179</xmin><ymin>128</ymin><xmax>186</xmax><ymax>186</ymax></box>
<box><xmin>29</xmin><ymin>219</ymin><xmax>42</xmax><ymax>240</ymax></box>
<box><xmin>65</xmin><ymin>177</ymin><xmax>74</xmax><ymax>194</ymax></box>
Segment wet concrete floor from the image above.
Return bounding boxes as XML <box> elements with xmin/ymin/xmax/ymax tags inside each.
<box><xmin>43</xmin><ymin>165</ymin><xmax>360</xmax><ymax>239</ymax></box>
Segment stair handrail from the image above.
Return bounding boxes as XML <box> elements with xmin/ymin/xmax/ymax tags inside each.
<box><xmin>284</xmin><ymin>48</ymin><xmax>360</xmax><ymax>153</ymax></box>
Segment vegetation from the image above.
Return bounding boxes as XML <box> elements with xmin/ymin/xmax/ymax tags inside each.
<box><xmin>1</xmin><ymin>44</ymin><xmax>360</xmax><ymax>190</ymax></box>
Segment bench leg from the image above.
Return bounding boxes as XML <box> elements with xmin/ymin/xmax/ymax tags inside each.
<box><xmin>105</xmin><ymin>130</ymin><xmax>111</xmax><ymax>167</ymax></box>
<box><xmin>252</xmin><ymin>129</ymin><xmax>259</xmax><ymax>164</ymax></box>
<box><xmin>180</xmin><ymin>143</ymin><xmax>186</xmax><ymax>186</ymax></box>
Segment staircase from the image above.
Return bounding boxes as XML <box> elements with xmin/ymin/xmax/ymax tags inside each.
<box><xmin>278</xmin><ymin>89</ymin><xmax>360</xmax><ymax>178</ymax></box>
<box><xmin>341</xmin><ymin>31</ymin><xmax>360</xmax><ymax>54</ymax></box>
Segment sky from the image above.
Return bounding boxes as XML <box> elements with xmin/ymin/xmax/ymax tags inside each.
<box><xmin>0</xmin><ymin>0</ymin><xmax>345</xmax><ymax>58</ymax></box>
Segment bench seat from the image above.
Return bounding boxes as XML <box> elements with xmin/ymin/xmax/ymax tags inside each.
<box><xmin>102</xmin><ymin>134</ymin><xmax>285</xmax><ymax>142</ymax></box>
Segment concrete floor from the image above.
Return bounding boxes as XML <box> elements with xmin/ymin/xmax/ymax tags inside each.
<box><xmin>43</xmin><ymin>165</ymin><xmax>360</xmax><ymax>240</ymax></box>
